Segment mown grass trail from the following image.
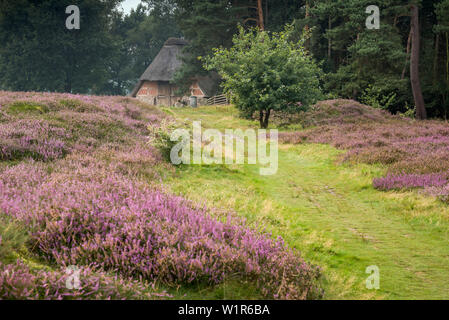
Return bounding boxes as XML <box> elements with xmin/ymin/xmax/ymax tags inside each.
<box><xmin>166</xmin><ymin>106</ymin><xmax>449</xmax><ymax>299</ymax></box>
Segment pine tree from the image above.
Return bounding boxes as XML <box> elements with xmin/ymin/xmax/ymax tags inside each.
<box><xmin>0</xmin><ymin>0</ymin><xmax>120</xmax><ymax>93</ymax></box>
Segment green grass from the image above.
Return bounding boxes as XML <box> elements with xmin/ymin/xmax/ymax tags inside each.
<box><xmin>0</xmin><ymin>216</ymin><xmax>29</xmax><ymax>264</ymax></box>
<box><xmin>0</xmin><ymin>102</ymin><xmax>264</xmax><ymax>300</ymax></box>
<box><xmin>3</xmin><ymin>102</ymin><xmax>449</xmax><ymax>299</ymax></box>
<box><xmin>7</xmin><ymin>101</ymin><xmax>49</xmax><ymax>114</ymax></box>
<box><xmin>165</xmin><ymin>105</ymin><xmax>449</xmax><ymax>300</ymax></box>
<box><xmin>163</xmin><ymin>105</ymin><xmax>261</xmax><ymax>130</ymax></box>
<box><xmin>166</xmin><ymin>279</ymin><xmax>264</xmax><ymax>300</ymax></box>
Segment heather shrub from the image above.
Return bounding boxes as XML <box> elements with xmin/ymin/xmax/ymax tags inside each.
<box><xmin>0</xmin><ymin>91</ymin><xmax>167</xmax><ymax>162</ymax></box>
<box><xmin>277</xmin><ymin>131</ymin><xmax>307</xmax><ymax>144</ymax></box>
<box><xmin>373</xmin><ymin>174</ymin><xmax>448</xmax><ymax>191</ymax></box>
<box><xmin>0</xmin><ymin>260</ymin><xmax>169</xmax><ymax>300</ymax></box>
<box><xmin>65</xmin><ymin>143</ymin><xmax>165</xmax><ymax>181</ymax></box>
<box><xmin>0</xmin><ymin>119</ymin><xmax>69</xmax><ymax>161</ymax></box>
<box><xmin>53</xmin><ymin>111</ymin><xmax>130</xmax><ymax>144</ymax></box>
<box><xmin>344</xmin><ymin>147</ymin><xmax>407</xmax><ymax>165</ymax></box>
<box><xmin>279</xmin><ymin>99</ymin><xmax>449</xmax><ymax>197</ymax></box>
<box><xmin>296</xmin><ymin>99</ymin><xmax>393</xmax><ymax>128</ymax></box>
<box><xmin>0</xmin><ymin>91</ymin><xmax>167</xmax><ymax>129</ymax></box>
<box><xmin>0</xmin><ymin>163</ymin><xmax>322</xmax><ymax>300</ymax></box>
<box><xmin>360</xmin><ymin>85</ymin><xmax>397</xmax><ymax>110</ymax></box>
<box><xmin>0</xmin><ymin>91</ymin><xmax>322</xmax><ymax>300</ymax></box>
<box><xmin>426</xmin><ymin>185</ymin><xmax>449</xmax><ymax>204</ymax></box>
<box><xmin>58</xmin><ymin>98</ymin><xmax>102</xmax><ymax>113</ymax></box>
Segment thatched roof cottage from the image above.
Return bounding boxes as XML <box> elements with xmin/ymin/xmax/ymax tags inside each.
<box><xmin>130</xmin><ymin>38</ymin><xmax>218</xmax><ymax>106</ymax></box>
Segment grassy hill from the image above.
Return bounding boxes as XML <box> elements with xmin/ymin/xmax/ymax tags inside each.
<box><xmin>0</xmin><ymin>91</ymin><xmax>321</xmax><ymax>300</ymax></box>
<box><xmin>2</xmin><ymin>93</ymin><xmax>449</xmax><ymax>300</ymax></box>
<box><xmin>167</xmin><ymin>102</ymin><xmax>449</xmax><ymax>299</ymax></box>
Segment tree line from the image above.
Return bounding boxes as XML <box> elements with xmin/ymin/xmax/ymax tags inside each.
<box><xmin>0</xmin><ymin>0</ymin><xmax>448</xmax><ymax>118</ymax></box>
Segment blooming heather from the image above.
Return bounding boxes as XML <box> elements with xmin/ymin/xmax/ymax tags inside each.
<box><xmin>0</xmin><ymin>91</ymin><xmax>167</xmax><ymax>162</ymax></box>
<box><xmin>373</xmin><ymin>173</ymin><xmax>448</xmax><ymax>191</ymax></box>
<box><xmin>0</xmin><ymin>162</ymin><xmax>322</xmax><ymax>300</ymax></box>
<box><xmin>0</xmin><ymin>91</ymin><xmax>322</xmax><ymax>300</ymax></box>
<box><xmin>0</xmin><ymin>119</ymin><xmax>69</xmax><ymax>161</ymax></box>
<box><xmin>0</xmin><ymin>261</ymin><xmax>170</xmax><ymax>300</ymax></box>
<box><xmin>278</xmin><ymin>99</ymin><xmax>449</xmax><ymax>199</ymax></box>
<box><xmin>426</xmin><ymin>185</ymin><xmax>449</xmax><ymax>204</ymax></box>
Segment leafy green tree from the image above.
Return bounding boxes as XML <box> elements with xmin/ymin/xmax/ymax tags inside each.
<box><xmin>205</xmin><ymin>25</ymin><xmax>322</xmax><ymax>128</ymax></box>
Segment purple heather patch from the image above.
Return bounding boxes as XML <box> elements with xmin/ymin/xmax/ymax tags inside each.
<box><xmin>0</xmin><ymin>91</ymin><xmax>322</xmax><ymax>300</ymax></box>
<box><xmin>278</xmin><ymin>100</ymin><xmax>449</xmax><ymax>200</ymax></box>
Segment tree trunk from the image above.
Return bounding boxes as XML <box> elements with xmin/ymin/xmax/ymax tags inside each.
<box><xmin>328</xmin><ymin>17</ymin><xmax>332</xmax><ymax>58</ymax></box>
<box><xmin>263</xmin><ymin>109</ymin><xmax>271</xmax><ymax>128</ymax></box>
<box><xmin>446</xmin><ymin>32</ymin><xmax>449</xmax><ymax>87</ymax></box>
<box><xmin>410</xmin><ymin>4</ymin><xmax>426</xmax><ymax>120</ymax></box>
<box><xmin>433</xmin><ymin>34</ymin><xmax>439</xmax><ymax>85</ymax></box>
<box><xmin>259</xmin><ymin>110</ymin><xmax>264</xmax><ymax>128</ymax></box>
<box><xmin>402</xmin><ymin>29</ymin><xmax>412</xmax><ymax>80</ymax></box>
<box><xmin>257</xmin><ymin>0</ymin><xmax>264</xmax><ymax>30</ymax></box>
<box><xmin>259</xmin><ymin>109</ymin><xmax>270</xmax><ymax>128</ymax></box>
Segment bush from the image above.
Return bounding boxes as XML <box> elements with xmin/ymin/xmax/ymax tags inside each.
<box><xmin>360</xmin><ymin>85</ymin><xmax>397</xmax><ymax>110</ymax></box>
<box><xmin>0</xmin><ymin>119</ymin><xmax>68</xmax><ymax>161</ymax></box>
<box><xmin>204</xmin><ymin>25</ymin><xmax>322</xmax><ymax>128</ymax></box>
<box><xmin>0</xmin><ymin>91</ymin><xmax>322</xmax><ymax>299</ymax></box>
<box><xmin>0</xmin><ymin>163</ymin><xmax>323</xmax><ymax>299</ymax></box>
<box><xmin>147</xmin><ymin>119</ymin><xmax>180</xmax><ymax>162</ymax></box>
<box><xmin>373</xmin><ymin>173</ymin><xmax>448</xmax><ymax>190</ymax></box>
<box><xmin>0</xmin><ymin>260</ymin><xmax>168</xmax><ymax>300</ymax></box>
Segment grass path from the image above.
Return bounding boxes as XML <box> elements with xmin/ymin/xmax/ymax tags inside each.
<box><xmin>166</xmin><ymin>106</ymin><xmax>449</xmax><ymax>299</ymax></box>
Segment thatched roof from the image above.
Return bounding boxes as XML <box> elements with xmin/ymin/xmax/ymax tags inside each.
<box><xmin>139</xmin><ymin>38</ymin><xmax>188</xmax><ymax>82</ymax></box>
<box><xmin>129</xmin><ymin>38</ymin><xmax>219</xmax><ymax>98</ymax></box>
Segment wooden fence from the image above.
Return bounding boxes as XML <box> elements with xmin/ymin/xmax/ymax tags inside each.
<box><xmin>207</xmin><ymin>94</ymin><xmax>229</xmax><ymax>106</ymax></box>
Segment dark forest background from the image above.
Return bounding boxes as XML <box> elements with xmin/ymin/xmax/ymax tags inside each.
<box><xmin>0</xmin><ymin>0</ymin><xmax>448</xmax><ymax>118</ymax></box>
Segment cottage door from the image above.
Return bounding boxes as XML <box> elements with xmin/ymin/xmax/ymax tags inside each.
<box><xmin>158</xmin><ymin>82</ymin><xmax>171</xmax><ymax>106</ymax></box>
